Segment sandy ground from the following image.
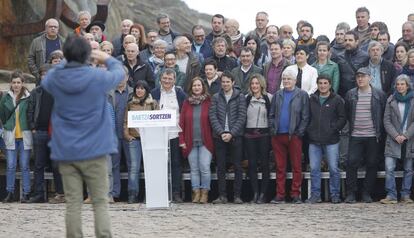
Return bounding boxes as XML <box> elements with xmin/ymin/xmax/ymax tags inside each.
<box><xmin>0</xmin><ymin>202</ymin><xmax>413</xmax><ymax>238</ymax></box>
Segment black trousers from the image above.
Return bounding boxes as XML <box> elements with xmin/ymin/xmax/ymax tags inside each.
<box><xmin>245</xmin><ymin>136</ymin><xmax>270</xmax><ymax>195</ymax></box>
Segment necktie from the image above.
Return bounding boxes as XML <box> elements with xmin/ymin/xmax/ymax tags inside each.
<box><xmin>296</xmin><ymin>68</ymin><xmax>302</xmax><ymax>88</ymax></box>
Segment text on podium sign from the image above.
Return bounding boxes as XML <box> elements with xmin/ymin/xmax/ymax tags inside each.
<box><xmin>128</xmin><ymin>110</ymin><xmax>177</xmax><ymax>128</ymax></box>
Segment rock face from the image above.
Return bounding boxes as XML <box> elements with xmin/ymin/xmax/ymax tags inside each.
<box><xmin>0</xmin><ymin>0</ymin><xmax>212</xmax><ymax>73</ymax></box>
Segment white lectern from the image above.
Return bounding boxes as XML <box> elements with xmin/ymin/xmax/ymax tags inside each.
<box><xmin>127</xmin><ymin>110</ymin><xmax>176</xmax><ymax>209</ymax></box>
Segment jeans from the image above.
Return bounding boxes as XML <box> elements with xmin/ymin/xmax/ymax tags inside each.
<box><xmin>271</xmin><ymin>135</ymin><xmax>302</xmax><ymax>198</ymax></box>
<box><xmin>188</xmin><ymin>145</ymin><xmax>212</xmax><ymax>190</ymax></box>
<box><xmin>6</xmin><ymin>139</ymin><xmax>31</xmax><ymax>195</ymax></box>
<box><xmin>127</xmin><ymin>139</ymin><xmax>142</xmax><ymax>196</ymax></box>
<box><xmin>245</xmin><ymin>136</ymin><xmax>270</xmax><ymax>195</ymax></box>
<box><xmin>346</xmin><ymin>137</ymin><xmax>379</xmax><ymax>195</ymax></box>
<box><xmin>33</xmin><ymin>130</ymin><xmax>64</xmax><ymax>195</ymax></box>
<box><xmin>59</xmin><ymin>156</ymin><xmax>112</xmax><ymax>238</ymax></box>
<box><xmin>170</xmin><ymin>138</ymin><xmax>182</xmax><ymax>194</ymax></box>
<box><xmin>385</xmin><ymin>156</ymin><xmax>413</xmax><ymax>199</ymax></box>
<box><xmin>309</xmin><ymin>143</ymin><xmax>340</xmax><ymax>198</ymax></box>
<box><xmin>214</xmin><ymin>137</ymin><xmax>243</xmax><ymax>197</ymax></box>
<box><xmin>111</xmin><ymin>138</ymin><xmax>129</xmax><ymax>198</ymax></box>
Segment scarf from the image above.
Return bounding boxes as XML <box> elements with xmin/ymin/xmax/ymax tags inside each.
<box><xmin>402</xmin><ymin>66</ymin><xmax>414</xmax><ymax>76</ymax></box>
<box><xmin>188</xmin><ymin>94</ymin><xmax>208</xmax><ymax>105</ymax></box>
<box><xmin>230</xmin><ymin>32</ymin><xmax>242</xmax><ymax>44</ymax></box>
<box><xmin>394</xmin><ymin>90</ymin><xmax>414</xmax><ymax>130</ymax></box>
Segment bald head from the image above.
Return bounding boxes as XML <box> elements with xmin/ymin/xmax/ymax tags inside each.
<box><xmin>225</xmin><ymin>19</ymin><xmax>240</xmax><ymax>36</ymax></box>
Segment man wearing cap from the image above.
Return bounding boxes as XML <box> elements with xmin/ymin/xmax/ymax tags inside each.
<box><xmin>282</xmin><ymin>45</ymin><xmax>318</xmax><ymax>95</ymax></box>
<box><xmin>344</xmin><ymin>67</ymin><xmax>386</xmax><ymax>203</ymax></box>
<box><xmin>86</xmin><ymin>21</ymin><xmax>107</xmax><ymax>43</ymax></box>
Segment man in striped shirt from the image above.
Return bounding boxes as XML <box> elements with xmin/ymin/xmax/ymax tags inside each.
<box><xmin>344</xmin><ymin>67</ymin><xmax>386</xmax><ymax>203</ymax></box>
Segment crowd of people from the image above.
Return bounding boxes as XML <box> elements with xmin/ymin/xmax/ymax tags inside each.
<box><xmin>2</xmin><ymin>7</ymin><xmax>414</xmax><ymax>208</ymax></box>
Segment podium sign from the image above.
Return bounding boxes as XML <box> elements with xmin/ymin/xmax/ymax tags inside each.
<box><xmin>128</xmin><ymin>110</ymin><xmax>176</xmax><ymax>209</ymax></box>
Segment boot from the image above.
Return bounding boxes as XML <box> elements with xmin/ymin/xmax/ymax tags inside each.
<box><xmin>192</xmin><ymin>189</ymin><xmax>201</xmax><ymax>203</ymax></box>
<box><xmin>199</xmin><ymin>189</ymin><xmax>209</xmax><ymax>204</ymax></box>
<box><xmin>3</xmin><ymin>192</ymin><xmax>15</xmax><ymax>203</ymax></box>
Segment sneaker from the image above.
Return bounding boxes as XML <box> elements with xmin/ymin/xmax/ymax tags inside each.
<box><xmin>49</xmin><ymin>194</ymin><xmax>65</xmax><ymax>204</ymax></box>
<box><xmin>20</xmin><ymin>194</ymin><xmax>30</xmax><ymax>203</ymax></box>
<box><xmin>380</xmin><ymin>197</ymin><xmax>397</xmax><ymax>204</ymax></box>
<box><xmin>331</xmin><ymin>197</ymin><xmax>342</xmax><ymax>204</ymax></box>
<box><xmin>305</xmin><ymin>195</ymin><xmax>322</xmax><ymax>204</ymax></box>
<box><xmin>270</xmin><ymin>197</ymin><xmax>285</xmax><ymax>204</ymax></box>
<box><xmin>345</xmin><ymin>193</ymin><xmax>356</xmax><ymax>204</ymax></box>
<box><xmin>83</xmin><ymin>196</ymin><xmax>92</xmax><ymax>204</ymax></box>
<box><xmin>400</xmin><ymin>196</ymin><xmax>414</xmax><ymax>204</ymax></box>
<box><xmin>212</xmin><ymin>196</ymin><xmax>227</xmax><ymax>204</ymax></box>
<box><xmin>292</xmin><ymin>196</ymin><xmax>302</xmax><ymax>204</ymax></box>
<box><xmin>362</xmin><ymin>193</ymin><xmax>373</xmax><ymax>203</ymax></box>
<box><xmin>2</xmin><ymin>192</ymin><xmax>15</xmax><ymax>203</ymax></box>
<box><xmin>28</xmin><ymin>194</ymin><xmax>46</xmax><ymax>203</ymax></box>
<box><xmin>108</xmin><ymin>196</ymin><xmax>115</xmax><ymax>204</ymax></box>
<box><xmin>233</xmin><ymin>196</ymin><xmax>243</xmax><ymax>204</ymax></box>
<box><xmin>172</xmin><ymin>193</ymin><xmax>183</xmax><ymax>203</ymax></box>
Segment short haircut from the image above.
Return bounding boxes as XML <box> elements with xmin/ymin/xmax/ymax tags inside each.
<box><xmin>48</xmin><ymin>50</ymin><xmax>64</xmax><ymax>63</ymax></box>
<box><xmin>204</xmin><ymin>59</ymin><xmax>218</xmax><ymax>69</ymax></box>
<box><xmin>408</xmin><ymin>48</ymin><xmax>414</xmax><ymax>59</ymax></box>
<box><xmin>192</xmin><ymin>25</ymin><xmax>204</xmax><ymax>35</ymax></box>
<box><xmin>256</xmin><ymin>11</ymin><xmax>269</xmax><ymax>18</ymax></box>
<box><xmin>316</xmin><ymin>35</ymin><xmax>330</xmax><ymax>43</ymax></box>
<box><xmin>356</xmin><ymin>6</ymin><xmax>370</xmax><ymax>15</ymax></box>
<box><xmin>269</xmin><ymin>41</ymin><xmax>283</xmax><ymax>49</ymax></box>
<box><xmin>63</xmin><ymin>34</ymin><xmax>91</xmax><ymax>63</ymax></box>
<box><xmin>403</xmin><ymin>21</ymin><xmax>414</xmax><ymax>30</ymax></box>
<box><xmin>266</xmin><ymin>25</ymin><xmax>279</xmax><ymax>34</ymax></box>
<box><xmin>367</xmin><ymin>40</ymin><xmax>384</xmax><ymax>53</ymax></box>
<box><xmin>395</xmin><ymin>74</ymin><xmax>412</xmax><ymax>90</ymax></box>
<box><xmin>248</xmin><ymin>74</ymin><xmax>267</xmax><ymax>95</ymax></box>
<box><xmin>212</xmin><ymin>14</ymin><xmax>225</xmax><ymax>23</ymax></box>
<box><xmin>317</xmin><ymin>74</ymin><xmax>332</xmax><ymax>84</ymax></box>
<box><xmin>156</xmin><ymin>13</ymin><xmax>169</xmax><ymax>24</ymax></box>
<box><xmin>100</xmin><ymin>41</ymin><xmax>114</xmax><ymax>51</ymax></box>
<box><xmin>212</xmin><ymin>36</ymin><xmax>227</xmax><ymax>47</ymax></box>
<box><xmin>240</xmin><ymin>46</ymin><xmax>253</xmax><ymax>55</ymax></box>
<box><xmin>164</xmin><ymin>50</ymin><xmax>176</xmax><ymax>58</ymax></box>
<box><xmin>153</xmin><ymin>39</ymin><xmax>168</xmax><ymax>48</ymax></box>
<box><xmin>300</xmin><ymin>22</ymin><xmax>314</xmax><ymax>33</ymax></box>
<box><xmin>282</xmin><ymin>67</ymin><xmax>297</xmax><ymax>79</ymax></box>
<box><xmin>161</xmin><ymin>68</ymin><xmax>176</xmax><ymax>79</ymax></box>
<box><xmin>335</xmin><ymin>22</ymin><xmax>350</xmax><ymax>32</ymax></box>
<box><xmin>282</xmin><ymin>39</ymin><xmax>296</xmax><ymax>50</ymax></box>
<box><xmin>377</xmin><ymin>30</ymin><xmax>391</xmax><ymax>41</ymax></box>
<box><xmin>370</xmin><ymin>21</ymin><xmax>388</xmax><ymax>33</ymax></box>
<box><xmin>221</xmin><ymin>70</ymin><xmax>235</xmax><ymax>82</ymax></box>
<box><xmin>77</xmin><ymin>11</ymin><xmax>91</xmax><ymax>21</ymax></box>
<box><xmin>345</xmin><ymin>31</ymin><xmax>359</xmax><ymax>41</ymax></box>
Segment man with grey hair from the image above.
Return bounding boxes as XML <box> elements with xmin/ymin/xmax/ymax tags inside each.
<box><xmin>112</xmin><ymin>19</ymin><xmax>134</xmax><ymax>57</ymax></box>
<box><xmin>191</xmin><ymin>25</ymin><xmax>213</xmax><ymax>60</ymax></box>
<box><xmin>408</xmin><ymin>13</ymin><xmax>414</xmax><ymax>22</ymax></box>
<box><xmin>74</xmin><ymin>11</ymin><xmax>91</xmax><ymax>36</ymax></box>
<box><xmin>28</xmin><ymin>18</ymin><xmax>63</xmax><ymax>80</ymax></box>
<box><xmin>247</xmin><ymin>11</ymin><xmax>269</xmax><ymax>42</ymax></box>
<box><xmin>331</xmin><ymin>22</ymin><xmax>350</xmax><ymax>59</ymax></box>
<box><xmin>206</xmin><ymin>37</ymin><xmax>237</xmax><ymax>76</ymax></box>
<box><xmin>140</xmin><ymin>29</ymin><xmax>159</xmax><ymax>63</ymax></box>
<box><xmin>401</xmin><ymin>21</ymin><xmax>414</xmax><ymax>49</ymax></box>
<box><xmin>269</xmin><ymin>67</ymin><xmax>309</xmax><ymax>204</ymax></box>
<box><xmin>157</xmin><ymin>13</ymin><xmax>179</xmax><ymax>50</ymax></box>
<box><xmin>362</xmin><ymin>41</ymin><xmax>396</xmax><ymax>95</ymax></box>
<box><xmin>123</xmin><ymin>43</ymin><xmax>154</xmax><ymax>89</ymax></box>
<box><xmin>279</xmin><ymin>24</ymin><xmax>294</xmax><ymax>41</ymax></box>
<box><xmin>174</xmin><ymin>36</ymin><xmax>201</xmax><ymax>90</ymax></box>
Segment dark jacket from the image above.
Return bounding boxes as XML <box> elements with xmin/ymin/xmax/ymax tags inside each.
<box><xmin>206</xmin><ymin>55</ymin><xmax>238</xmax><ymax>73</ymax></box>
<box><xmin>150</xmin><ymin>86</ymin><xmax>186</xmax><ymax>112</ymax></box>
<box><xmin>124</xmin><ymin>56</ymin><xmax>155</xmax><ymax>89</ymax></box>
<box><xmin>27</xmin><ymin>86</ymin><xmax>53</xmax><ymax>130</ymax></box>
<box><xmin>192</xmin><ymin>40</ymin><xmax>213</xmax><ymax>61</ymax></box>
<box><xmin>209</xmin><ymin>88</ymin><xmax>247</xmax><ymax>137</ymax></box>
<box><xmin>268</xmin><ymin>87</ymin><xmax>310</xmax><ymax>137</ymax></box>
<box><xmin>231</xmin><ymin>65</ymin><xmax>263</xmax><ymax>95</ymax></box>
<box><xmin>263</xmin><ymin>58</ymin><xmax>291</xmax><ymax>94</ymax></box>
<box><xmin>384</xmin><ymin>93</ymin><xmax>414</xmax><ymax>158</ymax></box>
<box><xmin>334</xmin><ymin>48</ymin><xmax>369</xmax><ymax>97</ymax></box>
<box><xmin>330</xmin><ymin>41</ymin><xmax>345</xmax><ymax>59</ymax></box>
<box><xmin>307</xmin><ymin>91</ymin><xmax>346</xmax><ymax>145</ymax></box>
<box><xmin>345</xmin><ymin>86</ymin><xmax>387</xmax><ymax>139</ymax></box>
<box><xmin>362</xmin><ymin>59</ymin><xmax>396</xmax><ymax>95</ymax></box>
<box><xmin>183</xmin><ymin>53</ymin><xmax>202</xmax><ymax>91</ymax></box>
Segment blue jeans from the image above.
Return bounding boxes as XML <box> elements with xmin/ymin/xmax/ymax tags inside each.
<box><xmin>111</xmin><ymin>138</ymin><xmax>129</xmax><ymax>198</ymax></box>
<box><xmin>385</xmin><ymin>156</ymin><xmax>413</xmax><ymax>199</ymax></box>
<box><xmin>6</xmin><ymin>139</ymin><xmax>31</xmax><ymax>195</ymax></box>
<box><xmin>188</xmin><ymin>145</ymin><xmax>212</xmax><ymax>190</ymax></box>
<box><xmin>127</xmin><ymin>139</ymin><xmax>142</xmax><ymax>195</ymax></box>
<box><xmin>309</xmin><ymin>143</ymin><xmax>340</xmax><ymax>198</ymax></box>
